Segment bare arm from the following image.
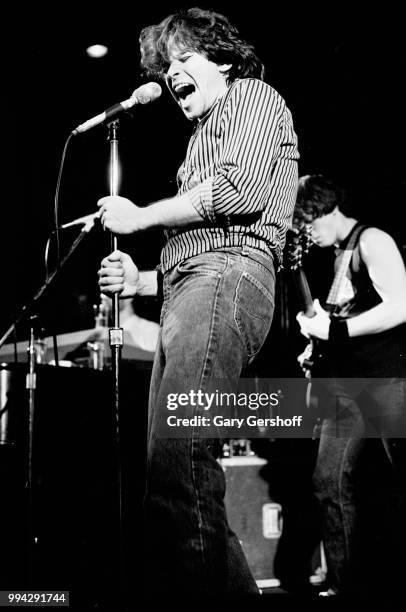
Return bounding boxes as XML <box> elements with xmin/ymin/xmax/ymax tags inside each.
<box><xmin>347</xmin><ymin>228</ymin><xmax>406</xmax><ymax>336</ymax></box>
<box><xmin>97</xmin><ymin>193</ymin><xmax>205</xmax><ymax>235</ymax></box>
<box><xmin>137</xmin><ymin>270</ymin><xmax>158</xmax><ymax>296</ymax></box>
<box><xmin>296</xmin><ymin>228</ymin><xmax>406</xmax><ymax>340</ymax></box>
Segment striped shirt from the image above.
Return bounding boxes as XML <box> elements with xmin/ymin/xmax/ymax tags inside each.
<box><xmin>160</xmin><ymin>78</ymin><xmax>299</xmax><ymax>273</ymax></box>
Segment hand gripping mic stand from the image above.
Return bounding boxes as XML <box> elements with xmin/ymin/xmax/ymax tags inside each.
<box><xmin>106</xmin><ymin>120</ymin><xmax>125</xmax><ymax>598</ymax></box>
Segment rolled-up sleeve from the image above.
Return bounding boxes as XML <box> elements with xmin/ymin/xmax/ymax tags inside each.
<box><xmin>188</xmin><ymin>79</ymin><xmax>298</xmax><ymax>224</ymax></box>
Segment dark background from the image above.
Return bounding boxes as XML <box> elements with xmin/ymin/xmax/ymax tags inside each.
<box><xmin>1</xmin><ymin>4</ymin><xmax>405</xmax><ymax>604</ymax></box>
<box><xmin>1</xmin><ymin>1</ymin><xmax>406</xmax><ymax>344</ymax></box>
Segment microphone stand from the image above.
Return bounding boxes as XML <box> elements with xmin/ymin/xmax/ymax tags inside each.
<box><xmin>106</xmin><ymin>120</ymin><xmax>125</xmax><ymax>603</ymax></box>
<box><xmin>0</xmin><ymin>218</ymin><xmax>97</xmax><ymax>351</ymax></box>
<box><xmin>0</xmin><ymin>217</ymin><xmax>97</xmax><ymax>587</ymax></box>
<box><xmin>25</xmin><ymin>315</ymin><xmax>37</xmax><ymax>585</ymax></box>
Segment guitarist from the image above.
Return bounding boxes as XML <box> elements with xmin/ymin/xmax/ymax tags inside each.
<box><xmin>295</xmin><ymin>175</ymin><xmax>406</xmax><ymax>602</ymax></box>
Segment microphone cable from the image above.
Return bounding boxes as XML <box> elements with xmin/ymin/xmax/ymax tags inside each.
<box><xmin>53</xmin><ymin>132</ymin><xmax>74</xmax><ymax>271</ymax></box>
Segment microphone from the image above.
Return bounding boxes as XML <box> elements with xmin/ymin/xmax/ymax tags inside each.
<box><xmin>57</xmin><ymin>212</ymin><xmax>99</xmax><ymax>229</ymax></box>
<box><xmin>72</xmin><ymin>82</ymin><xmax>162</xmax><ymax>135</ymax></box>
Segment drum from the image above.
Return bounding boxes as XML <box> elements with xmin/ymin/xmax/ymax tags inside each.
<box><xmin>0</xmin><ymin>364</ymin><xmax>27</xmax><ymax>446</ymax></box>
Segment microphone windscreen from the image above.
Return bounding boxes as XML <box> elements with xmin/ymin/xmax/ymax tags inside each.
<box><xmin>135</xmin><ymin>82</ymin><xmax>162</xmax><ymax>104</ymax></box>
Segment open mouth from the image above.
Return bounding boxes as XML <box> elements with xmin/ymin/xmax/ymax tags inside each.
<box><xmin>173</xmin><ymin>83</ymin><xmax>195</xmax><ymax>101</ymax></box>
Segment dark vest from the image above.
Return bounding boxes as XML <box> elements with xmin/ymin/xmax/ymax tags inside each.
<box><xmin>324</xmin><ymin>222</ymin><xmax>406</xmax><ymax>376</ymax></box>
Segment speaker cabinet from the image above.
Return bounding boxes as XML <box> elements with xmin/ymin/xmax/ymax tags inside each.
<box><xmin>221</xmin><ymin>456</ymin><xmax>282</xmax><ymax>588</ymax></box>
<box><xmin>221</xmin><ymin>455</ymin><xmax>325</xmax><ymax>591</ymax></box>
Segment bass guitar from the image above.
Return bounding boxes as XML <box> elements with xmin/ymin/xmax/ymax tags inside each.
<box><xmin>286</xmin><ymin>227</ymin><xmax>325</xmax><ymax>413</ymax></box>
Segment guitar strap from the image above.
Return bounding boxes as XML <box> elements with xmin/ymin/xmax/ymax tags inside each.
<box><xmin>325</xmin><ymin>223</ymin><xmax>368</xmax><ymax>313</ymax></box>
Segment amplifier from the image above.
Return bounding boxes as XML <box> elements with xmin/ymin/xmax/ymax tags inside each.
<box><xmin>221</xmin><ymin>456</ymin><xmax>282</xmax><ymax>589</ymax></box>
<box><xmin>220</xmin><ymin>455</ymin><xmax>326</xmax><ymax>591</ymax></box>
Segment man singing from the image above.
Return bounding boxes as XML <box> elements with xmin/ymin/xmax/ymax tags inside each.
<box><xmin>98</xmin><ymin>7</ymin><xmax>298</xmax><ymax>597</ymax></box>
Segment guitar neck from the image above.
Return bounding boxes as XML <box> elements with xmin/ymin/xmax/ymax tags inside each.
<box><xmin>292</xmin><ymin>268</ymin><xmax>315</xmax><ymax>317</ymax></box>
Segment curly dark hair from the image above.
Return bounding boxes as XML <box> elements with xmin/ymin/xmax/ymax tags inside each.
<box><xmin>139</xmin><ymin>7</ymin><xmax>264</xmax><ymax>82</ymax></box>
<box><xmin>294</xmin><ymin>175</ymin><xmax>350</xmax><ymax>223</ymax></box>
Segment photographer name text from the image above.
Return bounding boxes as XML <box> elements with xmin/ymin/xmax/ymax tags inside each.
<box><xmin>167</xmin><ymin>415</ymin><xmax>303</xmax><ymax>428</ymax></box>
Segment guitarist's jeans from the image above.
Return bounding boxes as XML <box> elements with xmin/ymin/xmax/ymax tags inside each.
<box><xmin>143</xmin><ymin>247</ymin><xmax>275</xmax><ymax>598</ymax></box>
<box><xmin>313</xmin><ymin>377</ymin><xmax>406</xmax><ymax>597</ymax></box>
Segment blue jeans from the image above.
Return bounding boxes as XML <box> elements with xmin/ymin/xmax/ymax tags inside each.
<box><xmin>144</xmin><ymin>247</ymin><xmax>275</xmax><ymax>597</ymax></box>
<box><xmin>313</xmin><ymin>377</ymin><xmax>406</xmax><ymax>596</ymax></box>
